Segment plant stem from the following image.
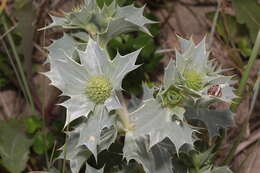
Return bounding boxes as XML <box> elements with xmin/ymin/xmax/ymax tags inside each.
<box><xmin>116</xmin><ymin>92</ymin><xmax>134</xmax><ymax>132</ymax></box>
<box><xmin>1</xmin><ymin>15</ymin><xmax>35</xmax><ymax>113</ymax></box>
<box><xmin>223</xmin><ymin>30</ymin><xmax>260</xmax><ymax>165</ymax></box>
<box><xmin>231</xmin><ymin>30</ymin><xmax>260</xmax><ymax>111</ymax></box>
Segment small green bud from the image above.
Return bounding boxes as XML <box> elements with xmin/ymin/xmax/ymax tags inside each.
<box><xmin>184</xmin><ymin>70</ymin><xmax>203</xmax><ymax>91</ymax></box>
<box><xmin>85</xmin><ymin>75</ymin><xmax>112</xmax><ymax>104</ymax></box>
<box><xmin>161</xmin><ymin>87</ymin><xmax>183</xmax><ymax>107</ymax></box>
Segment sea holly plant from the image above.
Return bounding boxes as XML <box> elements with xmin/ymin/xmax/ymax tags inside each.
<box><xmin>44</xmin><ymin>0</ymin><xmax>236</xmax><ymax>173</ymax></box>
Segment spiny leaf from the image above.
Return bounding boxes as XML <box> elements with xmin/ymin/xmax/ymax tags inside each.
<box><xmin>99</xmin><ymin>4</ymin><xmax>155</xmax><ymax>46</ymax></box>
<box><xmin>130</xmin><ymin>99</ymin><xmax>194</xmax><ymax>152</ymax></box>
<box><xmin>110</xmin><ymin>49</ymin><xmax>141</xmax><ymax>90</ymax></box>
<box><xmin>185</xmin><ymin>100</ymin><xmax>234</xmax><ymax>137</ymax></box>
<box><xmin>98</xmin><ymin>126</ymin><xmax>118</xmax><ymax>152</ymax></box>
<box><xmin>142</xmin><ymin>83</ymin><xmax>154</xmax><ymax>100</ymax></box>
<box><xmin>46</xmin><ymin>33</ymin><xmax>86</xmax><ymax>63</ymax></box>
<box><xmin>77</xmin><ymin>105</ymin><xmax>117</xmax><ymax>161</ymax></box>
<box><xmin>163</xmin><ymin>59</ymin><xmax>181</xmax><ymax>90</ymax></box>
<box><xmin>123</xmin><ymin>133</ymin><xmax>173</xmax><ymax>173</ymax></box>
<box><xmin>59</xmin><ymin>130</ymin><xmax>92</xmax><ymax>173</ymax></box>
<box><xmin>85</xmin><ymin>164</ymin><xmax>104</xmax><ymax>173</ymax></box>
<box><xmin>0</xmin><ymin>120</ymin><xmax>32</xmax><ymax>173</ymax></box>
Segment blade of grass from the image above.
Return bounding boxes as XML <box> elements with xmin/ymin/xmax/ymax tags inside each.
<box><xmin>222</xmin><ymin>30</ymin><xmax>260</xmax><ymax>165</ymax></box>
<box><xmin>231</xmin><ymin>30</ymin><xmax>260</xmax><ymax>111</ymax></box>
<box><xmin>208</xmin><ymin>0</ymin><xmax>221</xmax><ymax>49</ymax></box>
<box><xmin>1</xmin><ymin>14</ymin><xmax>35</xmax><ymax>113</ymax></box>
<box><xmin>0</xmin><ymin>39</ymin><xmax>29</xmax><ymax>103</ymax></box>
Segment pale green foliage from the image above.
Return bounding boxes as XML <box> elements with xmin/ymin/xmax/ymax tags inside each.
<box><xmin>128</xmin><ymin>99</ymin><xmax>194</xmax><ymax>152</ymax></box>
<box><xmin>43</xmin><ymin>0</ymin><xmax>236</xmax><ymax>172</ymax></box>
<box><xmin>123</xmin><ymin>134</ymin><xmax>173</xmax><ymax>173</ymax></box>
<box><xmin>185</xmin><ymin>99</ymin><xmax>234</xmax><ymax>138</ymax></box>
<box><xmin>0</xmin><ymin>120</ymin><xmax>32</xmax><ymax>173</ymax></box>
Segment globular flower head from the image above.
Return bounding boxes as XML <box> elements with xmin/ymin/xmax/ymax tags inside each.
<box><xmin>41</xmin><ymin>0</ymin><xmax>154</xmax><ymax>46</ymax></box>
<box><xmin>183</xmin><ymin>69</ymin><xmax>203</xmax><ymax>91</ymax></box>
<box><xmin>45</xmin><ymin>38</ymin><xmax>141</xmax><ymax>126</ymax></box>
<box><xmin>85</xmin><ymin>75</ymin><xmax>112</xmax><ymax>104</ymax></box>
<box><xmin>163</xmin><ymin>36</ymin><xmax>236</xmax><ymax>104</ymax></box>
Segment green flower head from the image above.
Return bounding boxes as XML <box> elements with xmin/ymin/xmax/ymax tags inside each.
<box><xmin>85</xmin><ymin>75</ymin><xmax>112</xmax><ymax>104</ymax></box>
<box><xmin>161</xmin><ymin>87</ymin><xmax>183</xmax><ymax>108</ymax></box>
<box><xmin>41</xmin><ymin>0</ymin><xmax>154</xmax><ymax>46</ymax></box>
<box><xmin>45</xmin><ymin>39</ymin><xmax>141</xmax><ymax>126</ymax></box>
<box><xmin>163</xmin><ymin>36</ymin><xmax>236</xmax><ymax>103</ymax></box>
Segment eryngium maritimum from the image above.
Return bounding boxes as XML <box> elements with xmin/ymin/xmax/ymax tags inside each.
<box><xmin>45</xmin><ymin>38</ymin><xmax>141</xmax><ymax>126</ymax></box>
<box><xmin>163</xmin><ymin>36</ymin><xmax>236</xmax><ymax>103</ymax></box>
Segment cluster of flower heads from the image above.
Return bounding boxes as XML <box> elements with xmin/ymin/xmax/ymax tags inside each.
<box><xmin>43</xmin><ymin>0</ymin><xmax>236</xmax><ymax>172</ymax></box>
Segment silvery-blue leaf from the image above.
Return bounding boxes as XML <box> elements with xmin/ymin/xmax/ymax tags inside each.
<box><xmin>98</xmin><ymin>126</ymin><xmax>117</xmax><ymax>152</ymax></box>
<box><xmin>110</xmin><ymin>50</ymin><xmax>141</xmax><ymax>90</ymax></box>
<box><xmin>176</xmin><ymin>35</ymin><xmax>193</xmax><ymax>53</ymax></box>
<box><xmin>78</xmin><ymin>39</ymin><xmax>110</xmax><ymax>76</ymax></box>
<box><xmin>190</xmin><ymin>37</ymin><xmax>209</xmax><ymax>71</ymax></box>
<box><xmin>78</xmin><ymin>39</ymin><xmax>141</xmax><ymax>90</ymax></box>
<box><xmin>123</xmin><ymin>133</ymin><xmax>174</xmax><ymax>173</ymax></box>
<box><xmin>128</xmin><ymin>95</ymin><xmax>142</xmax><ymax>112</ymax></box>
<box><xmin>130</xmin><ymin>99</ymin><xmax>194</xmax><ymax>152</ymax></box>
<box><xmin>105</xmin><ymin>93</ymin><xmax>122</xmax><ymax>112</ymax></box>
<box><xmin>172</xmin><ymin>106</ymin><xmax>185</xmax><ymax>121</ymax></box>
<box><xmin>39</xmin><ymin>15</ymin><xmax>66</xmax><ymax>30</ymax></box>
<box><xmin>44</xmin><ymin>53</ymin><xmax>88</xmax><ymax>96</ymax></box>
<box><xmin>60</xmin><ymin>95</ymin><xmax>94</xmax><ymax>127</ymax></box>
<box><xmin>85</xmin><ymin>164</ymin><xmax>104</xmax><ymax>173</ymax></box>
<box><xmin>142</xmin><ymin>83</ymin><xmax>154</xmax><ymax>100</ymax></box>
<box><xmin>99</xmin><ymin>5</ymin><xmax>155</xmax><ymax>46</ymax></box>
<box><xmin>185</xmin><ymin>100</ymin><xmax>234</xmax><ymax>138</ymax></box>
<box><xmin>59</xmin><ymin>130</ymin><xmax>91</xmax><ymax>173</ymax></box>
<box><xmin>46</xmin><ymin>34</ymin><xmax>79</xmax><ymax>63</ymax></box>
<box><xmin>163</xmin><ymin>59</ymin><xmax>181</xmax><ymax>89</ymax></box>
<box><xmin>77</xmin><ymin>105</ymin><xmax>116</xmax><ymax>161</ymax></box>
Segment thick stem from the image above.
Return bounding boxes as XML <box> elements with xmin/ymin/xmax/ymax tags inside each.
<box><xmin>116</xmin><ymin>108</ymin><xmax>134</xmax><ymax>132</ymax></box>
<box><xmin>116</xmin><ymin>92</ymin><xmax>134</xmax><ymax>132</ymax></box>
